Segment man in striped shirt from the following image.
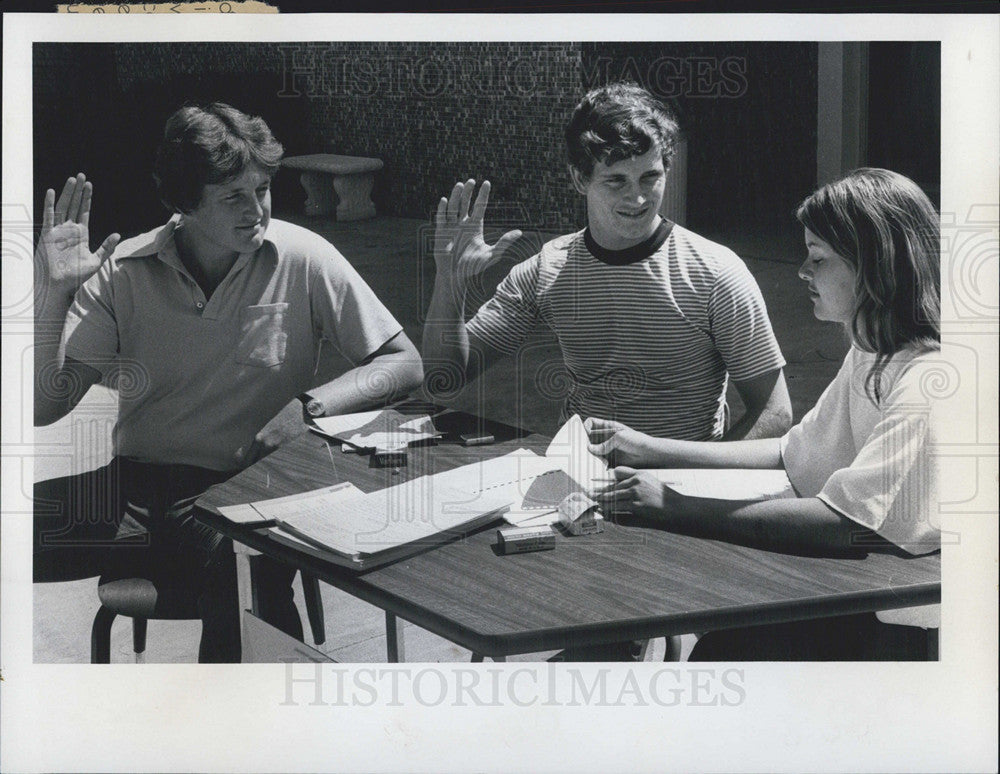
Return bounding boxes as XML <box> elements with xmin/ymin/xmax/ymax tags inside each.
<box><xmin>423</xmin><ymin>83</ymin><xmax>791</xmax><ymax>443</ymax></box>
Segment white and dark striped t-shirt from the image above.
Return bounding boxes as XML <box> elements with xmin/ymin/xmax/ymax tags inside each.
<box><xmin>466</xmin><ymin>223</ymin><xmax>786</xmax><ymax>440</ymax></box>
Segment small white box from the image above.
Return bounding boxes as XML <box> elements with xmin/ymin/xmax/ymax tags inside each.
<box><xmin>558</xmin><ymin>492</ymin><xmax>604</xmax><ymax>536</ymax></box>
<box><xmin>496</xmin><ymin>525</ymin><xmax>556</xmax><ymax>554</ymax></box>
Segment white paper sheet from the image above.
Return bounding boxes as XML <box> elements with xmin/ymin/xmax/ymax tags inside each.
<box><xmin>217</xmin><ymin>482</ymin><xmax>362</xmax><ymax>525</ymax></box>
<box><xmin>216</xmin><ymin>503</ymin><xmax>269</xmax><ymax>525</ymax></box>
<box><xmin>544</xmin><ymin>414</ymin><xmax>609</xmax><ymax>489</ymax></box>
<box><xmin>646</xmin><ymin>468</ymin><xmax>796</xmax><ymax>501</ymax></box>
<box><xmin>274</xmin><ymin>476</ymin><xmax>510</xmax><ymax>556</ymax></box>
<box><xmin>247</xmin><ymin>482</ymin><xmax>362</xmax><ymax>519</ymax></box>
<box><xmin>432</xmin><ymin>448</ymin><xmax>566</xmax><ymax>513</ymax></box>
<box><xmin>311</xmin><ymin>409</ymin><xmax>440</xmax><ymax>449</ymax></box>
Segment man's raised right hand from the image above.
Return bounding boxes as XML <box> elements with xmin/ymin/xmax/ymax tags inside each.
<box><xmin>36</xmin><ymin>173</ymin><xmax>120</xmax><ymax>298</ymax></box>
<box><xmin>433</xmin><ymin>179</ymin><xmax>521</xmax><ymax>291</ymax></box>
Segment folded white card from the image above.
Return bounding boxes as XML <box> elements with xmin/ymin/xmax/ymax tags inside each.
<box><xmin>312</xmin><ymin>409</ymin><xmax>440</xmax><ymax>450</ymax></box>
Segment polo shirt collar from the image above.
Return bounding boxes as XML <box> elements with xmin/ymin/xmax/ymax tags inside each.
<box><xmin>114</xmin><ymin>214</ymin><xmax>182</xmax><ymax>265</ymax></box>
<box><xmin>117</xmin><ymin>214</ymin><xmax>273</xmax><ymax>278</ymax></box>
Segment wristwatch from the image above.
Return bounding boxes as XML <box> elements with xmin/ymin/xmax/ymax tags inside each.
<box><xmin>298</xmin><ymin>393</ymin><xmax>325</xmax><ymax>421</ymax></box>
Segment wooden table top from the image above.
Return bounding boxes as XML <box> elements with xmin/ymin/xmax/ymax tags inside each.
<box><xmin>196</xmin><ymin>405</ymin><xmax>941</xmax><ymax>657</ymax></box>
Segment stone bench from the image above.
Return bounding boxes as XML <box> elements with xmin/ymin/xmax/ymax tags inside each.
<box><xmin>280</xmin><ymin>154</ymin><xmax>384</xmax><ymax>221</ymax></box>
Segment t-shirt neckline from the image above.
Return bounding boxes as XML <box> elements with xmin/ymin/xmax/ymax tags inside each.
<box><xmin>584</xmin><ymin>219</ymin><xmax>674</xmax><ymax>265</ymax></box>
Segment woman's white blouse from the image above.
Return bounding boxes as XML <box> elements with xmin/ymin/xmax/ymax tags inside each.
<box><xmin>781</xmin><ymin>345</ymin><xmax>943</xmax><ymax>627</ymax></box>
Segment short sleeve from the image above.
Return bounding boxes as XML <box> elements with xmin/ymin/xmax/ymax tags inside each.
<box><xmin>780</xmin><ymin>356</ymin><xmax>856</xmax><ymax>498</ymax></box>
<box><xmin>61</xmin><ymin>258</ymin><xmax>120</xmax><ymax>377</ymax></box>
<box><xmin>707</xmin><ymin>258</ymin><xmax>786</xmax><ymax>381</ymax></box>
<box><xmin>466</xmin><ymin>256</ymin><xmax>542</xmax><ymax>356</ymax></box>
<box><xmin>308</xmin><ymin>244</ymin><xmax>403</xmax><ymax>365</ymax></box>
<box><xmin>817</xmin><ymin>360</ymin><xmax>941</xmax><ymax>556</ymax></box>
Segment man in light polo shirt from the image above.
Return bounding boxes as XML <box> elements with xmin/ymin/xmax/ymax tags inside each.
<box><xmin>33</xmin><ymin>103</ymin><xmax>422</xmax><ymax>662</ymax></box>
<box><xmin>424</xmin><ymin>82</ymin><xmax>791</xmax><ymax>445</ymax></box>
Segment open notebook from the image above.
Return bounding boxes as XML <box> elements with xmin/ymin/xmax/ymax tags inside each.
<box><xmin>219</xmin><ymin>471</ymin><xmax>513</xmax><ymax>571</ymax></box>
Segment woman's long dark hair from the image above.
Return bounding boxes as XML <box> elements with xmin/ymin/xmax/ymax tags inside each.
<box><xmin>797</xmin><ymin>168</ymin><xmax>940</xmax><ymax>402</ymax></box>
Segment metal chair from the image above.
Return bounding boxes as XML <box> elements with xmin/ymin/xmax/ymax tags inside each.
<box><xmin>90</xmin><ymin>567</ymin><xmax>326</xmax><ymax>663</ymax></box>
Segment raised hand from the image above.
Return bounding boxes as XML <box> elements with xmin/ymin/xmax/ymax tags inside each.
<box><xmin>585</xmin><ymin>417</ymin><xmax>659</xmax><ymax>468</ymax></box>
<box><xmin>36</xmin><ymin>174</ymin><xmax>120</xmax><ymax>297</ymax></box>
<box><xmin>433</xmin><ymin>179</ymin><xmax>522</xmax><ymax>289</ymax></box>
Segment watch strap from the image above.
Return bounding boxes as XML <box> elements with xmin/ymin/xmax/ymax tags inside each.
<box><xmin>297</xmin><ymin>393</ymin><xmax>325</xmax><ymax>419</ymax></box>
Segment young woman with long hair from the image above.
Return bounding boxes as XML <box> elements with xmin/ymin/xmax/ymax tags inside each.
<box><xmin>588</xmin><ymin>168</ymin><xmax>942</xmax><ymax>659</ymax></box>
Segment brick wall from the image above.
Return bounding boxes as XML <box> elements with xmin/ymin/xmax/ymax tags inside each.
<box><xmin>34</xmin><ymin>42</ymin><xmax>819</xmax><ymax>239</ymax></box>
<box><xmin>282</xmin><ymin>41</ymin><xmax>585</xmax><ymax>229</ymax></box>
<box><xmin>291</xmin><ymin>41</ymin><xmax>818</xmax><ymax>231</ymax></box>
<box><xmin>115</xmin><ymin>42</ymin><xmax>283</xmax><ymax>91</ymax></box>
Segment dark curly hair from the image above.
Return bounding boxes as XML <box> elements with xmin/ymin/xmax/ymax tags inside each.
<box><xmin>153</xmin><ymin>102</ymin><xmax>284</xmax><ymax>213</ymax></box>
<box><xmin>797</xmin><ymin>168</ymin><xmax>941</xmax><ymax>402</ymax></box>
<box><xmin>565</xmin><ymin>82</ymin><xmax>680</xmax><ymax>178</ymax></box>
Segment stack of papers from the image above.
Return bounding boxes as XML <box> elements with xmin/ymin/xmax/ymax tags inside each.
<box><xmin>221</xmin><ymin>476</ymin><xmax>510</xmax><ymax>571</ymax></box>
<box><xmin>311</xmin><ymin>409</ymin><xmax>440</xmax><ymax>450</ymax></box>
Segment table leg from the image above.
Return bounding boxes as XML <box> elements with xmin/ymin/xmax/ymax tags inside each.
<box><xmin>926</xmin><ymin>628</ymin><xmax>939</xmax><ymax>660</ymax></box>
<box><xmin>233</xmin><ymin>542</ymin><xmax>258</xmax><ymax>663</ymax></box>
<box><xmin>386</xmin><ymin>611</ymin><xmax>405</xmax><ymax>662</ymax></box>
<box><xmin>663</xmin><ymin>635</ymin><xmax>683</xmax><ymax>662</ymax></box>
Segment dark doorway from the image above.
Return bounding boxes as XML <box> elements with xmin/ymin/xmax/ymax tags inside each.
<box><xmin>867</xmin><ymin>42</ymin><xmax>941</xmax><ymax>207</ymax></box>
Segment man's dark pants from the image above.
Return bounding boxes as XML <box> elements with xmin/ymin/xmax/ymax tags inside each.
<box><xmin>33</xmin><ymin>457</ymin><xmax>303</xmax><ymax>662</ymax></box>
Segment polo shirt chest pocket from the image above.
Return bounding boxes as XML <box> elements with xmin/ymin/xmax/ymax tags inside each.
<box><xmin>236</xmin><ymin>303</ymin><xmax>289</xmax><ymax>367</ymax></box>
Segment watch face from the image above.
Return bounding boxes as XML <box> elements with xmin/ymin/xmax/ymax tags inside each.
<box><xmin>306</xmin><ymin>399</ymin><xmax>325</xmax><ymax>417</ymax></box>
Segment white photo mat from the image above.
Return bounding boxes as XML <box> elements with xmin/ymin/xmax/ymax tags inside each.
<box><xmin>2</xmin><ymin>11</ymin><xmax>996</xmax><ymax>774</ymax></box>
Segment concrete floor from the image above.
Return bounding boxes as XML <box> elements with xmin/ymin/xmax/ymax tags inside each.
<box><xmin>32</xmin><ymin>208</ymin><xmax>848</xmax><ymax>663</ymax></box>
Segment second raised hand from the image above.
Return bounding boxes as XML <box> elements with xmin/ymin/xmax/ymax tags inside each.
<box><xmin>433</xmin><ymin>179</ymin><xmax>522</xmax><ymax>290</ymax></box>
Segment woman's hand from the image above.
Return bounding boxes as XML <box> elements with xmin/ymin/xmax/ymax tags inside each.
<box><xmin>585</xmin><ymin>417</ymin><xmax>662</xmax><ymax>467</ymax></box>
<box><xmin>591</xmin><ymin>466</ymin><xmax>683</xmax><ymax>522</ymax></box>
